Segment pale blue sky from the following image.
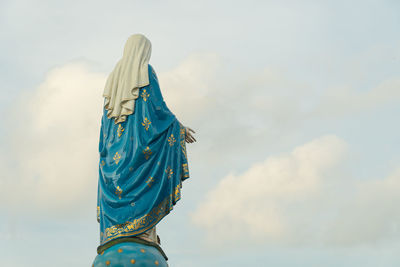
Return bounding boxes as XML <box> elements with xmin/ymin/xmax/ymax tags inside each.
<box><xmin>1</xmin><ymin>1</ymin><xmax>400</xmax><ymax>266</ymax></box>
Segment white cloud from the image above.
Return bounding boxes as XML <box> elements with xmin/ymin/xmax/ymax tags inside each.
<box><xmin>0</xmin><ymin>53</ymin><xmax>224</xmax><ymax>217</ymax></box>
<box><xmin>158</xmin><ymin>52</ymin><xmax>221</xmax><ymax>124</ymax></box>
<box><xmin>325</xmin><ymin>168</ymin><xmax>400</xmax><ymax>245</ymax></box>
<box><xmin>191</xmin><ymin>135</ymin><xmax>400</xmax><ymax>247</ymax></box>
<box><xmin>0</xmin><ymin>62</ymin><xmax>106</xmax><ymax>216</ymax></box>
<box><xmin>312</xmin><ymin>78</ymin><xmax>400</xmax><ymax>117</ymax></box>
<box><xmin>0</xmin><ymin>54</ymin><xmax>223</xmax><ymax>216</ymax></box>
<box><xmin>1</xmin><ymin>51</ymin><xmax>399</xmax><ymax>225</ymax></box>
<box><xmin>157</xmin><ymin>52</ymin><xmax>400</xmax><ymax>174</ymax></box>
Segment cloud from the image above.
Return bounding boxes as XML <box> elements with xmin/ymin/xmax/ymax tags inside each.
<box><xmin>312</xmin><ymin>78</ymin><xmax>400</xmax><ymax>117</ymax></box>
<box><xmin>0</xmin><ymin>53</ymin><xmax>225</xmax><ymax>217</ymax></box>
<box><xmin>325</xmin><ymin>168</ymin><xmax>400</xmax><ymax>245</ymax></box>
<box><xmin>191</xmin><ymin>135</ymin><xmax>400</xmax><ymax>247</ymax></box>
<box><xmin>158</xmin><ymin>52</ymin><xmax>221</xmax><ymax>124</ymax></box>
<box><xmin>0</xmin><ymin>62</ymin><xmax>106</xmax><ymax>216</ymax></box>
<box><xmin>1</xmin><ymin>51</ymin><xmax>399</xmax><ymax>223</ymax></box>
<box><xmin>158</xmin><ymin>53</ymin><xmax>318</xmax><ymax>170</ymax></box>
<box><xmin>0</xmin><ymin>53</ymin><xmax>224</xmax><ymax>217</ymax></box>
<box><xmin>158</xmin><ymin>52</ymin><xmax>400</xmax><ymax>173</ymax></box>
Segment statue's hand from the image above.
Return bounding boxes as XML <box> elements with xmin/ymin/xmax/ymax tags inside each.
<box><xmin>185</xmin><ymin>127</ymin><xmax>196</xmax><ymax>143</ymax></box>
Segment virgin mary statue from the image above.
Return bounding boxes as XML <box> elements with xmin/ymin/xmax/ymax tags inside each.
<box><xmin>94</xmin><ymin>34</ymin><xmax>195</xmax><ymax>266</ymax></box>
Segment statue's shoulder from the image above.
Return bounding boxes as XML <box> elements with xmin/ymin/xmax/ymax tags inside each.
<box><xmin>148</xmin><ymin>64</ymin><xmax>155</xmax><ymax>73</ymax></box>
<box><xmin>148</xmin><ymin>64</ymin><xmax>158</xmax><ymax>82</ymax></box>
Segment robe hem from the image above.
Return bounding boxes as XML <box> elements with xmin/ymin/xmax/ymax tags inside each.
<box><xmin>100</xmin><ymin>183</ymin><xmax>183</xmax><ymax>245</ymax></box>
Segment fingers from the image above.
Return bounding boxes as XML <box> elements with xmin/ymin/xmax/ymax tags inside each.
<box><xmin>187</xmin><ymin>127</ymin><xmax>196</xmax><ymax>134</ymax></box>
<box><xmin>185</xmin><ymin>132</ymin><xmax>196</xmax><ymax>143</ymax></box>
<box><xmin>189</xmin><ymin>134</ymin><xmax>196</xmax><ymax>142</ymax></box>
<box><xmin>185</xmin><ymin>135</ymin><xmax>194</xmax><ymax>143</ymax></box>
<box><xmin>189</xmin><ymin>132</ymin><xmax>196</xmax><ymax>141</ymax></box>
<box><xmin>184</xmin><ymin>126</ymin><xmax>196</xmax><ymax>143</ymax></box>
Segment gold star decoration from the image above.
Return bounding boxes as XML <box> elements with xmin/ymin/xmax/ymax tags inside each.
<box><xmin>165</xmin><ymin>166</ymin><xmax>173</xmax><ymax>179</ymax></box>
<box><xmin>142</xmin><ymin>117</ymin><xmax>151</xmax><ymax>131</ymax></box>
<box><xmin>143</xmin><ymin>146</ymin><xmax>152</xmax><ymax>160</ymax></box>
<box><xmin>146</xmin><ymin>177</ymin><xmax>155</xmax><ymax>187</ymax></box>
<box><xmin>168</xmin><ymin>134</ymin><xmax>176</xmax><ymax>146</ymax></box>
<box><xmin>113</xmin><ymin>152</ymin><xmax>121</xmax><ymax>164</ymax></box>
<box><xmin>141</xmin><ymin>89</ymin><xmax>150</xmax><ymax>102</ymax></box>
<box><xmin>115</xmin><ymin>186</ymin><xmax>122</xmax><ymax>199</ymax></box>
<box><xmin>117</xmin><ymin>124</ymin><xmax>124</xmax><ymax>137</ymax></box>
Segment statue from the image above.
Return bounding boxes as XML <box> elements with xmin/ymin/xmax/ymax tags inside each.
<box><xmin>92</xmin><ymin>34</ymin><xmax>196</xmax><ymax>266</ymax></box>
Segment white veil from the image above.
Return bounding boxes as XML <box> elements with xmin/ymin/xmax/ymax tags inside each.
<box><xmin>103</xmin><ymin>34</ymin><xmax>152</xmax><ymax>124</ymax></box>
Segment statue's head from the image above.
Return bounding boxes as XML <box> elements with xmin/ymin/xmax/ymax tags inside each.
<box><xmin>123</xmin><ymin>34</ymin><xmax>152</xmax><ymax>61</ymax></box>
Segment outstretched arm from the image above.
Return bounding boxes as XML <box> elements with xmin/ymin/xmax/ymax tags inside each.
<box><xmin>149</xmin><ymin>65</ymin><xmax>197</xmax><ymax>143</ymax></box>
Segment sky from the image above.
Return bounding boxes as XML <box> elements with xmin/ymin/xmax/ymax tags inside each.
<box><xmin>0</xmin><ymin>0</ymin><xmax>400</xmax><ymax>266</ymax></box>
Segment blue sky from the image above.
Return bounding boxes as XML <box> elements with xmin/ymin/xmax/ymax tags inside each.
<box><xmin>1</xmin><ymin>1</ymin><xmax>400</xmax><ymax>266</ymax></box>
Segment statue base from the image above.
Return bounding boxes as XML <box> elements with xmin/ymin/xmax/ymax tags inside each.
<box><xmin>93</xmin><ymin>237</ymin><xmax>168</xmax><ymax>267</ymax></box>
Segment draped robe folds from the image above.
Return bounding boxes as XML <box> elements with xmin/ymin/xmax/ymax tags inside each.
<box><xmin>97</xmin><ymin>64</ymin><xmax>190</xmax><ymax>245</ymax></box>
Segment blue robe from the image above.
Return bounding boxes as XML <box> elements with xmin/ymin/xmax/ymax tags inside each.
<box><xmin>97</xmin><ymin>64</ymin><xmax>190</xmax><ymax>245</ymax></box>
